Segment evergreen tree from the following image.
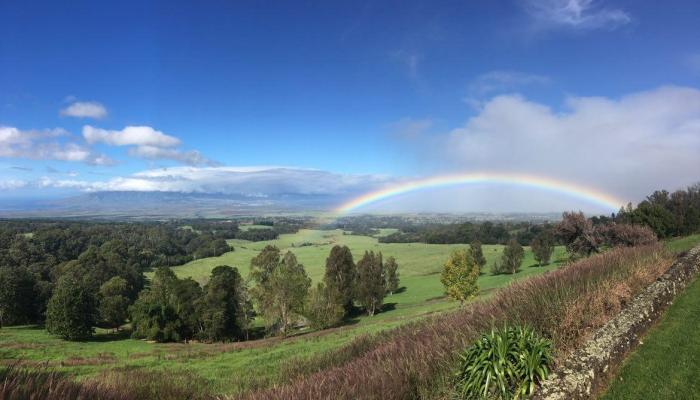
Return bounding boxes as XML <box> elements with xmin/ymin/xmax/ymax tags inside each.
<box><xmin>197</xmin><ymin>265</ymin><xmax>247</xmax><ymax>341</ymax></box>
<box><xmin>500</xmin><ymin>239</ymin><xmax>524</xmax><ymax>274</ymax></box>
<box><xmin>354</xmin><ymin>251</ymin><xmax>385</xmax><ymax>316</ymax></box>
<box><xmin>470</xmin><ymin>240</ymin><xmax>487</xmax><ymax>271</ymax></box>
<box><xmin>530</xmin><ymin>232</ymin><xmax>554</xmax><ymax>266</ymax></box>
<box><xmin>0</xmin><ymin>266</ymin><xmax>37</xmax><ymax>327</ymax></box>
<box><xmin>129</xmin><ymin>267</ymin><xmax>200</xmax><ymax>342</ymax></box>
<box><xmin>304</xmin><ymin>282</ymin><xmax>345</xmax><ymax>330</ymax></box>
<box><xmin>98</xmin><ymin>276</ymin><xmax>130</xmax><ymax>331</ymax></box>
<box><xmin>46</xmin><ymin>274</ymin><xmax>97</xmax><ymax>340</ymax></box>
<box><xmin>440</xmin><ymin>248</ymin><xmax>479</xmax><ymax>305</ymax></box>
<box><xmin>251</xmin><ymin>250</ymin><xmax>311</xmax><ymax>336</ymax></box>
<box><xmin>384</xmin><ymin>256</ymin><xmax>400</xmax><ymax>295</ymax></box>
<box><xmin>323</xmin><ymin>245</ymin><xmax>356</xmax><ymax>313</ymax></box>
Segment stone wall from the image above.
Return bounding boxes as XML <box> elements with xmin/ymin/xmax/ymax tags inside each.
<box><xmin>535</xmin><ymin>246</ymin><xmax>700</xmax><ymax>400</ymax></box>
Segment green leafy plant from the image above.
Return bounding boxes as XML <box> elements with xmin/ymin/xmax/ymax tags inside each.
<box><xmin>454</xmin><ymin>326</ymin><xmax>553</xmax><ymax>399</ymax></box>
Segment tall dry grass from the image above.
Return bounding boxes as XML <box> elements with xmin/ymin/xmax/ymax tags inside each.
<box><xmin>240</xmin><ymin>244</ymin><xmax>672</xmax><ymax>400</ymax></box>
<box><xmin>0</xmin><ymin>365</ymin><xmax>213</xmax><ymax>400</ymax></box>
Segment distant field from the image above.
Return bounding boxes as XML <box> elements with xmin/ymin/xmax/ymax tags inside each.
<box><xmin>601</xmin><ymin>271</ymin><xmax>700</xmax><ymax>400</ymax></box>
<box><xmin>2</xmin><ymin>229</ymin><xmax>569</xmax><ymax>396</ymax></box>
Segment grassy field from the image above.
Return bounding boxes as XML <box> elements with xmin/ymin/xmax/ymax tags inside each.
<box><xmin>600</xmin><ymin>272</ymin><xmax>700</xmax><ymax>400</ymax></box>
<box><xmin>1</xmin><ymin>229</ymin><xmax>569</xmax><ymax>396</ymax></box>
<box><xmin>663</xmin><ymin>233</ymin><xmax>700</xmax><ymax>254</ymax></box>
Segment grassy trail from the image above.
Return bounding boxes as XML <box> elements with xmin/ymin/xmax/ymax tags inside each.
<box><xmin>600</xmin><ymin>271</ymin><xmax>700</xmax><ymax>399</ymax></box>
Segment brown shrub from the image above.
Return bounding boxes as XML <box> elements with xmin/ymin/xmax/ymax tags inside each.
<box><xmin>597</xmin><ymin>223</ymin><xmax>658</xmax><ymax>248</ymax></box>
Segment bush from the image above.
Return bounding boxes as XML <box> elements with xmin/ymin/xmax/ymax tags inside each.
<box><xmin>597</xmin><ymin>223</ymin><xmax>658</xmax><ymax>248</ymax></box>
<box><xmin>454</xmin><ymin>326</ymin><xmax>553</xmax><ymax>399</ymax></box>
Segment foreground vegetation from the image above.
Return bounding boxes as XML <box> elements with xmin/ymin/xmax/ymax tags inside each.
<box><xmin>601</xmin><ymin>271</ymin><xmax>700</xmax><ymax>400</ymax></box>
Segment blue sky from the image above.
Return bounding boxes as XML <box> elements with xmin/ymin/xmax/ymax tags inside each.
<box><xmin>1</xmin><ymin>0</ymin><xmax>700</xmax><ymax>212</ymax></box>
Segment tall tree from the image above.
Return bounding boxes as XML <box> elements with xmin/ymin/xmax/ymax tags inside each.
<box><xmin>98</xmin><ymin>276</ymin><xmax>130</xmax><ymax>331</ymax></box>
<box><xmin>0</xmin><ymin>266</ymin><xmax>37</xmax><ymax>328</ymax></box>
<box><xmin>530</xmin><ymin>232</ymin><xmax>554</xmax><ymax>266</ymax></box>
<box><xmin>323</xmin><ymin>245</ymin><xmax>356</xmax><ymax>312</ymax></box>
<box><xmin>304</xmin><ymin>282</ymin><xmax>345</xmax><ymax>330</ymax></box>
<box><xmin>384</xmin><ymin>256</ymin><xmax>400</xmax><ymax>295</ymax></box>
<box><xmin>251</xmin><ymin>250</ymin><xmax>311</xmax><ymax>336</ymax></box>
<box><xmin>196</xmin><ymin>265</ymin><xmax>248</xmax><ymax>341</ymax></box>
<box><xmin>440</xmin><ymin>248</ymin><xmax>479</xmax><ymax>305</ymax></box>
<box><xmin>354</xmin><ymin>251</ymin><xmax>385</xmax><ymax>316</ymax></box>
<box><xmin>470</xmin><ymin>240</ymin><xmax>487</xmax><ymax>271</ymax></box>
<box><xmin>501</xmin><ymin>239</ymin><xmax>525</xmax><ymax>274</ymax></box>
<box><xmin>250</xmin><ymin>245</ymin><xmax>281</xmax><ymax>284</ymax></box>
<box><xmin>46</xmin><ymin>274</ymin><xmax>97</xmax><ymax>341</ymax></box>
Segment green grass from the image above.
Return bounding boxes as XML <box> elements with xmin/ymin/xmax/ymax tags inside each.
<box><xmin>664</xmin><ymin>233</ymin><xmax>700</xmax><ymax>254</ymax></box>
<box><xmin>600</xmin><ymin>274</ymin><xmax>700</xmax><ymax>400</ymax></box>
<box><xmin>1</xmin><ymin>230</ymin><xmax>569</xmax><ymax>395</ymax></box>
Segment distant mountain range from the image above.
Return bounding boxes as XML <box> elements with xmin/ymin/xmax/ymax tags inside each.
<box><xmin>0</xmin><ymin>191</ymin><xmax>341</xmax><ymax>218</ymax></box>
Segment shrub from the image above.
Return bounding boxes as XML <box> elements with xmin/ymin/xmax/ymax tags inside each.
<box><xmin>441</xmin><ymin>248</ymin><xmax>480</xmax><ymax>304</ymax></box>
<box><xmin>492</xmin><ymin>239</ymin><xmax>523</xmax><ymax>275</ymax></box>
<box><xmin>454</xmin><ymin>326</ymin><xmax>553</xmax><ymax>399</ymax></box>
<box><xmin>597</xmin><ymin>223</ymin><xmax>658</xmax><ymax>248</ymax></box>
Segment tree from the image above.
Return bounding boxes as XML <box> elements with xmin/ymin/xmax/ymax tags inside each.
<box><xmin>470</xmin><ymin>240</ymin><xmax>487</xmax><ymax>272</ymax></box>
<box><xmin>304</xmin><ymin>283</ymin><xmax>345</xmax><ymax>330</ymax></box>
<box><xmin>384</xmin><ymin>256</ymin><xmax>400</xmax><ymax>295</ymax></box>
<box><xmin>531</xmin><ymin>232</ymin><xmax>554</xmax><ymax>266</ymax></box>
<box><xmin>251</xmin><ymin>250</ymin><xmax>311</xmax><ymax>336</ymax></box>
<box><xmin>324</xmin><ymin>245</ymin><xmax>356</xmax><ymax>313</ymax></box>
<box><xmin>250</xmin><ymin>245</ymin><xmax>281</xmax><ymax>284</ymax></box>
<box><xmin>556</xmin><ymin>211</ymin><xmax>600</xmax><ymax>258</ymax></box>
<box><xmin>129</xmin><ymin>267</ymin><xmax>201</xmax><ymax>342</ymax></box>
<box><xmin>500</xmin><ymin>239</ymin><xmax>524</xmax><ymax>274</ymax></box>
<box><xmin>46</xmin><ymin>274</ymin><xmax>97</xmax><ymax>340</ymax></box>
<box><xmin>354</xmin><ymin>251</ymin><xmax>386</xmax><ymax>316</ymax></box>
<box><xmin>0</xmin><ymin>266</ymin><xmax>37</xmax><ymax>328</ymax></box>
<box><xmin>98</xmin><ymin>276</ymin><xmax>130</xmax><ymax>331</ymax></box>
<box><xmin>197</xmin><ymin>265</ymin><xmax>248</xmax><ymax>341</ymax></box>
<box><xmin>440</xmin><ymin>248</ymin><xmax>479</xmax><ymax>305</ymax></box>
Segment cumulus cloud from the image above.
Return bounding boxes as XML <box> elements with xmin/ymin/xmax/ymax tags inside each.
<box><xmin>524</xmin><ymin>0</ymin><xmax>631</xmax><ymax>31</ymax></box>
<box><xmin>0</xmin><ymin>180</ymin><xmax>27</xmax><ymax>190</ymax></box>
<box><xmin>0</xmin><ymin>126</ymin><xmax>112</xmax><ymax>165</ymax></box>
<box><xmin>60</xmin><ymin>101</ymin><xmax>108</xmax><ymax>119</ymax></box>
<box><xmin>34</xmin><ymin>166</ymin><xmax>395</xmax><ymax>197</ymax></box>
<box><xmin>443</xmin><ymin>86</ymin><xmax>700</xmax><ymax>202</ymax></box>
<box><xmin>82</xmin><ymin>125</ymin><xmax>213</xmax><ymax>165</ymax></box>
<box><xmin>83</xmin><ymin>125</ymin><xmax>181</xmax><ymax>147</ymax></box>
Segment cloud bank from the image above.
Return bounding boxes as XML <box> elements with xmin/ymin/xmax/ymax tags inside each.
<box><xmin>444</xmin><ymin>86</ymin><xmax>700</xmax><ymax>202</ymax></box>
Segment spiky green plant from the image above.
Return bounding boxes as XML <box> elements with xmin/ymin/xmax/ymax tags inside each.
<box><xmin>454</xmin><ymin>326</ymin><xmax>553</xmax><ymax>399</ymax></box>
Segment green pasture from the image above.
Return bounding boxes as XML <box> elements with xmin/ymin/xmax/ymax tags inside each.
<box><xmin>1</xmin><ymin>229</ymin><xmax>569</xmax><ymax>395</ymax></box>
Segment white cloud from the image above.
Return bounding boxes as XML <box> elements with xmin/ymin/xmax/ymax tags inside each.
<box><xmin>83</xmin><ymin>125</ymin><xmax>181</xmax><ymax>147</ymax></box>
<box><xmin>443</xmin><ymin>86</ymin><xmax>700</xmax><ymax>202</ymax></box>
<box><xmin>0</xmin><ymin>180</ymin><xmax>27</xmax><ymax>190</ymax></box>
<box><xmin>0</xmin><ymin>126</ymin><xmax>112</xmax><ymax>165</ymax></box>
<box><xmin>60</xmin><ymin>101</ymin><xmax>108</xmax><ymax>119</ymax></box>
<box><xmin>128</xmin><ymin>145</ymin><xmax>215</xmax><ymax>166</ymax></box>
<box><xmin>525</xmin><ymin>0</ymin><xmax>631</xmax><ymax>31</ymax></box>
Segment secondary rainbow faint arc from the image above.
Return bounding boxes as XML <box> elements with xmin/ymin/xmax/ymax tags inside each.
<box><xmin>334</xmin><ymin>172</ymin><xmax>626</xmax><ymax>214</ymax></box>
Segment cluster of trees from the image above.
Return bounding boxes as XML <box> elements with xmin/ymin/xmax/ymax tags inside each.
<box><xmin>248</xmin><ymin>245</ymin><xmax>401</xmax><ymax>335</ymax></box>
<box><xmin>0</xmin><ymin>220</ymin><xmax>232</xmax><ymax>331</ymax></box>
<box><xmin>614</xmin><ymin>185</ymin><xmax>700</xmax><ymax>238</ymax></box>
<box><xmin>378</xmin><ymin>221</ymin><xmax>552</xmax><ymax>246</ymax></box>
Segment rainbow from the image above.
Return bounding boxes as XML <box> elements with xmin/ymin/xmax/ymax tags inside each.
<box><xmin>334</xmin><ymin>172</ymin><xmax>626</xmax><ymax>214</ymax></box>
